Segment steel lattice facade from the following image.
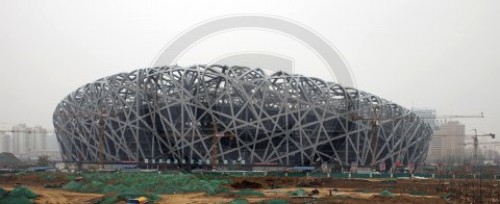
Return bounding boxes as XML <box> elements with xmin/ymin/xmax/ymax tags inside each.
<box><xmin>53</xmin><ymin>65</ymin><xmax>432</xmax><ymax>170</ymax></box>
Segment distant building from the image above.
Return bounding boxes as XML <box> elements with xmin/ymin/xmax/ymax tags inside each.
<box><xmin>10</xmin><ymin>124</ymin><xmax>48</xmax><ymax>158</ymax></box>
<box><xmin>12</xmin><ymin>124</ymin><xmax>29</xmax><ymax>154</ymax></box>
<box><xmin>427</xmin><ymin>121</ymin><xmax>465</xmax><ymax>163</ymax></box>
<box><xmin>412</xmin><ymin>108</ymin><xmax>436</xmax><ymax>130</ymax></box>
<box><xmin>31</xmin><ymin>126</ymin><xmax>47</xmax><ymax>151</ymax></box>
<box><xmin>0</xmin><ymin>133</ymin><xmax>11</xmax><ymax>152</ymax></box>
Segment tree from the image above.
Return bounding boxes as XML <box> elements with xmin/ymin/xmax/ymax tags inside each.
<box><xmin>37</xmin><ymin>155</ymin><xmax>50</xmax><ymax>166</ymax></box>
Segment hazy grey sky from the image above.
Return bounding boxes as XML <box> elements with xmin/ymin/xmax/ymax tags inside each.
<box><xmin>1</xmin><ymin>0</ymin><xmax>499</xmax><ymax>145</ymax></box>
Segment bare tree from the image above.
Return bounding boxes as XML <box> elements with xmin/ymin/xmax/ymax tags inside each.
<box><xmin>37</xmin><ymin>155</ymin><xmax>50</xmax><ymax>166</ymax></box>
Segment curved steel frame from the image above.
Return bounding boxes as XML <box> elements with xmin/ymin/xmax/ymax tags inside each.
<box><xmin>53</xmin><ymin>65</ymin><xmax>432</xmax><ymax>170</ymax></box>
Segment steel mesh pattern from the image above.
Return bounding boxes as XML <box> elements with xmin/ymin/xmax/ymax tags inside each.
<box><xmin>53</xmin><ymin>65</ymin><xmax>432</xmax><ymax>169</ymax></box>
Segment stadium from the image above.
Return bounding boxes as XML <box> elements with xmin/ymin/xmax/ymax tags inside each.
<box><xmin>53</xmin><ymin>65</ymin><xmax>432</xmax><ymax>171</ymax></box>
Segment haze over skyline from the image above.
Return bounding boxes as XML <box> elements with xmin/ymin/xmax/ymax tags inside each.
<box><xmin>1</xmin><ymin>0</ymin><xmax>499</xmax><ymax>146</ymax></box>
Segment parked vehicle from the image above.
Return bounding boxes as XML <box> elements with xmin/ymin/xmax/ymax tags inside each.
<box><xmin>126</xmin><ymin>196</ymin><xmax>149</xmax><ymax>204</ymax></box>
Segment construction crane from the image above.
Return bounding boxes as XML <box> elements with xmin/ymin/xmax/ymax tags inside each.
<box><xmin>418</xmin><ymin>112</ymin><xmax>484</xmax><ymax>123</ymax></box>
<box><xmin>460</xmin><ymin>141</ymin><xmax>500</xmax><ymax>146</ymax></box>
<box><xmin>53</xmin><ymin>109</ymin><xmax>115</xmax><ymax>170</ymax></box>
<box><xmin>438</xmin><ymin>112</ymin><xmax>484</xmax><ymax>120</ymax></box>
<box><xmin>210</xmin><ymin>120</ymin><xmax>219</xmax><ymax>169</ymax></box>
<box><xmin>471</xmin><ymin>129</ymin><xmax>495</xmax><ymax>170</ymax></box>
<box><xmin>350</xmin><ymin>106</ymin><xmax>381</xmax><ymax>169</ymax></box>
<box><xmin>209</xmin><ymin>121</ymin><xmax>234</xmax><ymax>170</ymax></box>
<box><xmin>351</xmin><ymin>111</ymin><xmax>484</xmax><ymax>170</ymax></box>
<box><xmin>350</xmin><ymin>106</ymin><xmax>407</xmax><ymax>169</ymax></box>
<box><xmin>450</xmin><ymin>130</ymin><xmax>496</xmax><ymax>171</ymax></box>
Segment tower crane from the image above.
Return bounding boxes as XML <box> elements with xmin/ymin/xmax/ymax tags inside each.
<box><xmin>448</xmin><ymin>130</ymin><xmax>496</xmax><ymax>172</ymax></box>
<box><xmin>209</xmin><ymin>124</ymin><xmax>234</xmax><ymax>170</ymax></box>
<box><xmin>438</xmin><ymin>112</ymin><xmax>484</xmax><ymax>120</ymax></box>
<box><xmin>53</xmin><ymin>109</ymin><xmax>115</xmax><ymax>170</ymax></box>
<box><xmin>350</xmin><ymin>106</ymin><xmax>383</xmax><ymax>169</ymax></box>
<box><xmin>352</xmin><ymin>111</ymin><xmax>485</xmax><ymax>169</ymax></box>
<box><xmin>471</xmin><ymin>129</ymin><xmax>495</xmax><ymax>169</ymax></box>
<box><xmin>419</xmin><ymin>112</ymin><xmax>484</xmax><ymax>122</ymax></box>
<box><xmin>349</xmin><ymin>105</ymin><xmax>411</xmax><ymax>169</ymax></box>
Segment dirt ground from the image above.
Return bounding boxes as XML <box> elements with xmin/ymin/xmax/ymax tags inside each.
<box><xmin>0</xmin><ymin>173</ymin><xmax>452</xmax><ymax>204</ymax></box>
<box><xmin>1</xmin><ymin>185</ymin><xmax>102</xmax><ymax>204</ymax></box>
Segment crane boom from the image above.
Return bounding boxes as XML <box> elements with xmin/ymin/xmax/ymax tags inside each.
<box><xmin>419</xmin><ymin>112</ymin><xmax>484</xmax><ymax>120</ymax></box>
<box><xmin>440</xmin><ymin>112</ymin><xmax>484</xmax><ymax>119</ymax></box>
<box><xmin>471</xmin><ymin>129</ymin><xmax>495</xmax><ymax>173</ymax></box>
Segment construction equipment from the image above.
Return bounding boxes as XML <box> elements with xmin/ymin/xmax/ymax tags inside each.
<box><xmin>126</xmin><ymin>196</ymin><xmax>149</xmax><ymax>204</ymax></box>
<box><xmin>471</xmin><ymin>129</ymin><xmax>495</xmax><ymax>170</ymax></box>
<box><xmin>452</xmin><ymin>130</ymin><xmax>496</xmax><ymax>172</ymax></box>
<box><xmin>209</xmin><ymin>121</ymin><xmax>234</xmax><ymax>170</ymax></box>
<box><xmin>57</xmin><ymin>109</ymin><xmax>115</xmax><ymax>170</ymax></box>
<box><xmin>350</xmin><ymin>106</ymin><xmax>382</xmax><ymax>169</ymax></box>
<box><xmin>418</xmin><ymin>112</ymin><xmax>484</xmax><ymax>122</ymax></box>
<box><xmin>350</xmin><ymin>106</ymin><xmax>407</xmax><ymax>169</ymax></box>
<box><xmin>210</xmin><ymin>120</ymin><xmax>218</xmax><ymax>169</ymax></box>
<box><xmin>439</xmin><ymin>112</ymin><xmax>484</xmax><ymax>120</ymax></box>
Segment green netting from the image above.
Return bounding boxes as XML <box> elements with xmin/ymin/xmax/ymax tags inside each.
<box><xmin>235</xmin><ymin>189</ymin><xmax>264</xmax><ymax>197</ymax></box>
<box><xmin>265</xmin><ymin>199</ymin><xmax>289</xmax><ymax>204</ymax></box>
<box><xmin>8</xmin><ymin>187</ymin><xmax>38</xmax><ymax>199</ymax></box>
<box><xmin>409</xmin><ymin>190</ymin><xmax>427</xmax><ymax>196</ymax></box>
<box><xmin>230</xmin><ymin>198</ymin><xmax>249</xmax><ymax>204</ymax></box>
<box><xmin>61</xmin><ymin>172</ymin><xmax>232</xmax><ymax>202</ymax></box>
<box><xmin>0</xmin><ymin>196</ymin><xmax>33</xmax><ymax>204</ymax></box>
<box><xmin>288</xmin><ymin>188</ymin><xmax>306</xmax><ymax>197</ymax></box>
<box><xmin>62</xmin><ymin>181</ymin><xmax>83</xmax><ymax>191</ymax></box>
<box><xmin>379</xmin><ymin>190</ymin><xmax>394</xmax><ymax>197</ymax></box>
<box><xmin>0</xmin><ymin>186</ymin><xmax>38</xmax><ymax>204</ymax></box>
<box><xmin>80</xmin><ymin>181</ymin><xmax>106</xmax><ymax>193</ymax></box>
<box><xmin>36</xmin><ymin>172</ymin><xmax>57</xmax><ymax>182</ymax></box>
<box><xmin>0</xmin><ymin>188</ymin><xmax>7</xmax><ymax>198</ymax></box>
<box><xmin>354</xmin><ymin>189</ymin><xmax>370</xmax><ymax>193</ymax></box>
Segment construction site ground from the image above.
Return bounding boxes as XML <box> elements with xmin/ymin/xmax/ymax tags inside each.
<box><xmin>0</xmin><ymin>172</ymin><xmax>462</xmax><ymax>204</ymax></box>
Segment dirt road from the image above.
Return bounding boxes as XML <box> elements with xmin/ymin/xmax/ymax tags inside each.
<box><xmin>1</xmin><ymin>185</ymin><xmax>102</xmax><ymax>204</ymax></box>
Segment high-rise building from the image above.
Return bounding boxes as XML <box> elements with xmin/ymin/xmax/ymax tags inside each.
<box><xmin>427</xmin><ymin>121</ymin><xmax>465</xmax><ymax>163</ymax></box>
<box><xmin>12</xmin><ymin>124</ymin><xmax>29</xmax><ymax>154</ymax></box>
<box><xmin>31</xmin><ymin>126</ymin><xmax>47</xmax><ymax>151</ymax></box>
<box><xmin>0</xmin><ymin>133</ymin><xmax>11</xmax><ymax>152</ymax></box>
<box><xmin>10</xmin><ymin>124</ymin><xmax>48</xmax><ymax>155</ymax></box>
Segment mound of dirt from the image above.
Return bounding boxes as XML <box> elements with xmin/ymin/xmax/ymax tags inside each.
<box><xmin>297</xmin><ymin>179</ymin><xmax>323</xmax><ymax>187</ymax></box>
<box><xmin>231</xmin><ymin>180</ymin><xmax>263</xmax><ymax>189</ymax></box>
<box><xmin>0</xmin><ymin>152</ymin><xmax>23</xmax><ymax>168</ymax></box>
